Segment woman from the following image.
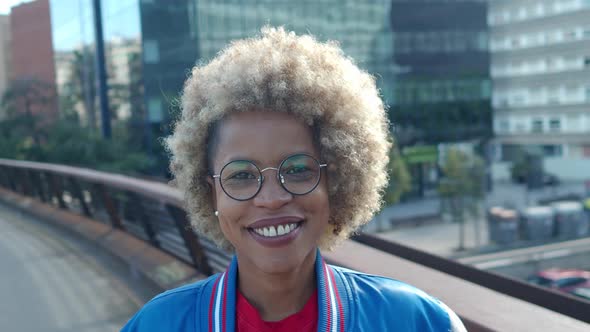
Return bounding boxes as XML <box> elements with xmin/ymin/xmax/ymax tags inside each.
<box><xmin>122</xmin><ymin>27</ymin><xmax>466</xmax><ymax>332</ymax></box>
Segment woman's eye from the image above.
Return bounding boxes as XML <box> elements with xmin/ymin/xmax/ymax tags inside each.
<box><xmin>286</xmin><ymin>166</ymin><xmax>308</xmax><ymax>174</ymax></box>
<box><xmin>229</xmin><ymin>171</ymin><xmax>256</xmax><ymax>180</ymax></box>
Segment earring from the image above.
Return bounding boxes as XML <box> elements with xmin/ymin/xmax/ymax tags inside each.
<box><xmin>214</xmin><ymin>210</ymin><xmax>219</xmax><ymax>217</ymax></box>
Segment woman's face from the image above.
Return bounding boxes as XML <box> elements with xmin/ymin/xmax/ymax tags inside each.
<box><xmin>208</xmin><ymin>110</ymin><xmax>330</xmax><ymax>274</ymax></box>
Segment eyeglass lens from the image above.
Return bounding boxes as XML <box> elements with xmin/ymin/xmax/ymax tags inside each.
<box><xmin>219</xmin><ymin>154</ymin><xmax>321</xmax><ymax>200</ymax></box>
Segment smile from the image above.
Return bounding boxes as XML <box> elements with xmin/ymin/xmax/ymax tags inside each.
<box><xmin>251</xmin><ymin>222</ymin><xmax>301</xmax><ymax>238</ymax></box>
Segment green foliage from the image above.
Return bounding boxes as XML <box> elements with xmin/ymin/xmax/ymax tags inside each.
<box><xmin>438</xmin><ymin>148</ymin><xmax>486</xmax><ymax>217</ymax></box>
<box><xmin>510</xmin><ymin>157</ymin><xmax>529</xmax><ymax>183</ymax></box>
<box><xmin>382</xmin><ymin>146</ymin><xmax>412</xmax><ymax>206</ymax></box>
<box><xmin>0</xmin><ymin>94</ymin><xmax>154</xmax><ymax>176</ymax></box>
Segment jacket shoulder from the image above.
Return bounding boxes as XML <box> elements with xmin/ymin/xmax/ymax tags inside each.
<box><xmin>120</xmin><ymin>274</ymin><xmax>218</xmax><ymax>332</ymax></box>
<box><xmin>333</xmin><ymin>266</ymin><xmax>464</xmax><ymax>332</ymax></box>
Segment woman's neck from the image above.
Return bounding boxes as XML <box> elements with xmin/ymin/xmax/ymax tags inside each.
<box><xmin>237</xmin><ymin>251</ymin><xmax>316</xmax><ymax>322</ymax></box>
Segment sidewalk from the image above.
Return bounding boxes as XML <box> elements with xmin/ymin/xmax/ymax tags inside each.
<box><xmin>375</xmin><ymin>218</ymin><xmax>489</xmax><ymax>258</ymax></box>
<box><xmin>363</xmin><ymin>181</ymin><xmax>587</xmax><ymax>257</ymax></box>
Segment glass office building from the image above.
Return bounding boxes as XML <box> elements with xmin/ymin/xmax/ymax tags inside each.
<box><xmin>389</xmin><ymin>0</ymin><xmax>492</xmax><ymax>198</ymax></box>
<box><xmin>48</xmin><ymin>0</ymin><xmax>394</xmax><ymax>174</ymax></box>
<box><xmin>48</xmin><ymin>0</ymin><xmax>491</xmax><ymax>184</ymax></box>
<box><xmin>50</xmin><ymin>0</ymin><xmax>198</xmax><ymax>132</ymax></box>
<box><xmin>193</xmin><ymin>0</ymin><xmax>395</xmax><ymax>104</ymax></box>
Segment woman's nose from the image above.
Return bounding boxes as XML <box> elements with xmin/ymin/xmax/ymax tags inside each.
<box><xmin>253</xmin><ymin>173</ymin><xmax>292</xmax><ymax>209</ymax></box>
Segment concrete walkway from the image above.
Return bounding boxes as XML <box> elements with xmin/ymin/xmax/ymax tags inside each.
<box><xmin>0</xmin><ymin>205</ymin><xmax>142</xmax><ymax>332</ymax></box>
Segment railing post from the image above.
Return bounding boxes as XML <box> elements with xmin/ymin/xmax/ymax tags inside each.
<box><xmin>166</xmin><ymin>204</ymin><xmax>212</xmax><ymax>275</ymax></box>
<box><xmin>94</xmin><ymin>184</ymin><xmax>125</xmax><ymax>230</ymax></box>
<box><xmin>127</xmin><ymin>191</ymin><xmax>160</xmax><ymax>248</ymax></box>
<box><xmin>31</xmin><ymin>171</ymin><xmax>48</xmax><ymax>203</ymax></box>
<box><xmin>18</xmin><ymin>169</ymin><xmax>33</xmax><ymax>197</ymax></box>
<box><xmin>68</xmin><ymin>178</ymin><xmax>92</xmax><ymax>218</ymax></box>
<box><xmin>46</xmin><ymin>173</ymin><xmax>67</xmax><ymax>209</ymax></box>
<box><xmin>8</xmin><ymin>168</ymin><xmax>17</xmax><ymax>192</ymax></box>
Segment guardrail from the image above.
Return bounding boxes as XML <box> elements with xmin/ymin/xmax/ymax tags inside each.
<box><xmin>1</xmin><ymin>158</ymin><xmax>589</xmax><ymax>331</ymax></box>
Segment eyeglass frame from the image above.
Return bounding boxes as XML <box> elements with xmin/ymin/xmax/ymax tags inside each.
<box><xmin>211</xmin><ymin>153</ymin><xmax>328</xmax><ymax>201</ymax></box>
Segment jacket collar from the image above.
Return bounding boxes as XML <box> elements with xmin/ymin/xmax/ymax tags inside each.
<box><xmin>205</xmin><ymin>249</ymin><xmax>347</xmax><ymax>332</ymax></box>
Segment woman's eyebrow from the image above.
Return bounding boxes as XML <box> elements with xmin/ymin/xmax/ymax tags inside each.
<box><xmin>222</xmin><ymin>151</ymin><xmax>319</xmax><ymax>166</ymax></box>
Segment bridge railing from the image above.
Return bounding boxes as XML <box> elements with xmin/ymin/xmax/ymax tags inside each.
<box><xmin>0</xmin><ymin>158</ymin><xmax>231</xmax><ymax>275</ymax></box>
<box><xmin>1</xmin><ymin>158</ymin><xmax>589</xmax><ymax>331</ymax></box>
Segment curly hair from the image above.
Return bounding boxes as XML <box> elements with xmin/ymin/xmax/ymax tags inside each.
<box><xmin>165</xmin><ymin>26</ymin><xmax>392</xmax><ymax>250</ymax></box>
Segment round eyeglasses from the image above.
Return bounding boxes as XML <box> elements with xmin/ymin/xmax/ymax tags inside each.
<box><xmin>211</xmin><ymin>153</ymin><xmax>327</xmax><ymax>201</ymax></box>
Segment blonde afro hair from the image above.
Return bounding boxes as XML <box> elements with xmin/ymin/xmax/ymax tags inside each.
<box><xmin>166</xmin><ymin>27</ymin><xmax>392</xmax><ymax>250</ymax></box>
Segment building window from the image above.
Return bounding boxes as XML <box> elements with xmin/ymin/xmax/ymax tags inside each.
<box><xmin>143</xmin><ymin>40</ymin><xmax>159</xmax><ymax>64</ymax></box>
<box><xmin>543</xmin><ymin>145</ymin><xmax>563</xmax><ymax>157</ymax></box>
<box><xmin>564</xmin><ymin>29</ymin><xmax>577</xmax><ymax>41</ymax></box>
<box><xmin>549</xmin><ymin>118</ymin><xmax>561</xmax><ymax>132</ymax></box>
<box><xmin>584</xmin><ymin>56</ymin><xmax>590</xmax><ymax>67</ymax></box>
<box><xmin>567</xmin><ymin>114</ymin><xmax>583</xmax><ymax>132</ymax></box>
<box><xmin>147</xmin><ymin>97</ymin><xmax>163</xmax><ymax>123</ymax></box>
<box><xmin>518</xmin><ymin>7</ymin><xmax>527</xmax><ymax>20</ymax></box>
<box><xmin>546</xmin><ymin>57</ymin><xmax>556</xmax><ymax>70</ymax></box>
<box><xmin>536</xmin><ymin>3</ymin><xmax>545</xmax><ymax>16</ymax></box>
<box><xmin>531</xmin><ymin>119</ymin><xmax>544</xmax><ymax>133</ymax></box>
<box><xmin>499</xmin><ymin>120</ymin><xmax>510</xmax><ymax>133</ymax></box>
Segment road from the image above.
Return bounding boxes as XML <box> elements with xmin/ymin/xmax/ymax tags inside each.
<box><xmin>0</xmin><ymin>205</ymin><xmax>142</xmax><ymax>332</ymax></box>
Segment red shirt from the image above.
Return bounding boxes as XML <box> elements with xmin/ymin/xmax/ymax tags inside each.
<box><xmin>236</xmin><ymin>290</ymin><xmax>318</xmax><ymax>332</ymax></box>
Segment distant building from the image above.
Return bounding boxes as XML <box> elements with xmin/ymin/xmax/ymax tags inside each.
<box><xmin>50</xmin><ymin>0</ymin><xmax>199</xmax><ymax>132</ymax></box>
<box><xmin>489</xmin><ymin>0</ymin><xmax>590</xmax><ymax>161</ymax></box>
<box><xmin>193</xmin><ymin>0</ymin><xmax>395</xmax><ymax>102</ymax></box>
<box><xmin>10</xmin><ymin>0</ymin><xmax>57</xmax><ymax>118</ymax></box>
<box><xmin>0</xmin><ymin>14</ymin><xmax>11</xmax><ymax>118</ymax></box>
<box><xmin>389</xmin><ymin>0</ymin><xmax>492</xmax><ymax>198</ymax></box>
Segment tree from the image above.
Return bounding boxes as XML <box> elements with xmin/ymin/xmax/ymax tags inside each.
<box><xmin>383</xmin><ymin>146</ymin><xmax>412</xmax><ymax>206</ymax></box>
<box><xmin>63</xmin><ymin>49</ymin><xmax>97</xmax><ymax>129</ymax></box>
<box><xmin>438</xmin><ymin>148</ymin><xmax>485</xmax><ymax>251</ymax></box>
<box><xmin>1</xmin><ymin>77</ymin><xmax>57</xmax><ymax>148</ymax></box>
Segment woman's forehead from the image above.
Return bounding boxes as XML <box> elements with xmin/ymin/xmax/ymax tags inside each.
<box><xmin>213</xmin><ymin>111</ymin><xmax>319</xmax><ymax>166</ymax></box>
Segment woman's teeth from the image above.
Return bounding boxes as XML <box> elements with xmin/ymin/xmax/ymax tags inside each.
<box><xmin>253</xmin><ymin>223</ymin><xmax>299</xmax><ymax>237</ymax></box>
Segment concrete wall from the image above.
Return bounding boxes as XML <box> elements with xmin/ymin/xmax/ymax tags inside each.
<box><xmin>492</xmin><ymin>158</ymin><xmax>590</xmax><ymax>182</ymax></box>
<box><xmin>491</xmin><ymin>161</ymin><xmax>511</xmax><ymax>181</ymax></box>
<box><xmin>545</xmin><ymin>157</ymin><xmax>590</xmax><ymax>181</ymax></box>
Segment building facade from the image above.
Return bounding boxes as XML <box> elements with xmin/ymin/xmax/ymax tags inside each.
<box><xmin>50</xmin><ymin>0</ymin><xmax>198</xmax><ymax>133</ymax></box>
<box><xmin>389</xmin><ymin>0</ymin><xmax>492</xmax><ymax>197</ymax></box>
<box><xmin>0</xmin><ymin>14</ymin><xmax>11</xmax><ymax>118</ymax></box>
<box><xmin>10</xmin><ymin>0</ymin><xmax>57</xmax><ymax>118</ymax></box>
<box><xmin>48</xmin><ymin>0</ymin><xmax>395</xmax><ymax>174</ymax></box>
<box><xmin>193</xmin><ymin>0</ymin><xmax>395</xmax><ymax>102</ymax></box>
<box><xmin>489</xmin><ymin>0</ymin><xmax>590</xmax><ymax>161</ymax></box>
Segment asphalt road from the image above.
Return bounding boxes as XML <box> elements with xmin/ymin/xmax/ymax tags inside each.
<box><xmin>0</xmin><ymin>205</ymin><xmax>142</xmax><ymax>332</ymax></box>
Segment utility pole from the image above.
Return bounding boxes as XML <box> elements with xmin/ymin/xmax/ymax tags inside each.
<box><xmin>93</xmin><ymin>0</ymin><xmax>111</xmax><ymax>138</ymax></box>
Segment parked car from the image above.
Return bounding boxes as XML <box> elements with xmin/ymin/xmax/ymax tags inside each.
<box><xmin>512</xmin><ymin>170</ymin><xmax>559</xmax><ymax>186</ymax></box>
<box><xmin>541</xmin><ymin>172</ymin><xmax>560</xmax><ymax>186</ymax></box>
<box><xmin>527</xmin><ymin>269</ymin><xmax>590</xmax><ymax>293</ymax></box>
<box><xmin>569</xmin><ymin>286</ymin><xmax>590</xmax><ymax>301</ymax></box>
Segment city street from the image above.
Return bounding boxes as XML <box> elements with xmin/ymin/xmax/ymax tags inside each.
<box><xmin>366</xmin><ymin>180</ymin><xmax>588</xmax><ymax>257</ymax></box>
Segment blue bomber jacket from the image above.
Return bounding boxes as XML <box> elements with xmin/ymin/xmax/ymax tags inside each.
<box><xmin>122</xmin><ymin>252</ymin><xmax>466</xmax><ymax>332</ymax></box>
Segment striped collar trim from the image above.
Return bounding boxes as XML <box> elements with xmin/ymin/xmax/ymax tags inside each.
<box><xmin>207</xmin><ymin>251</ymin><xmax>345</xmax><ymax>332</ymax></box>
<box><xmin>318</xmin><ymin>253</ymin><xmax>345</xmax><ymax>332</ymax></box>
<box><xmin>209</xmin><ymin>271</ymin><xmax>227</xmax><ymax>332</ymax></box>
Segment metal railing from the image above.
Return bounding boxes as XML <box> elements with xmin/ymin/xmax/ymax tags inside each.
<box><xmin>1</xmin><ymin>158</ymin><xmax>589</xmax><ymax>331</ymax></box>
<box><xmin>0</xmin><ymin>158</ymin><xmax>231</xmax><ymax>276</ymax></box>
